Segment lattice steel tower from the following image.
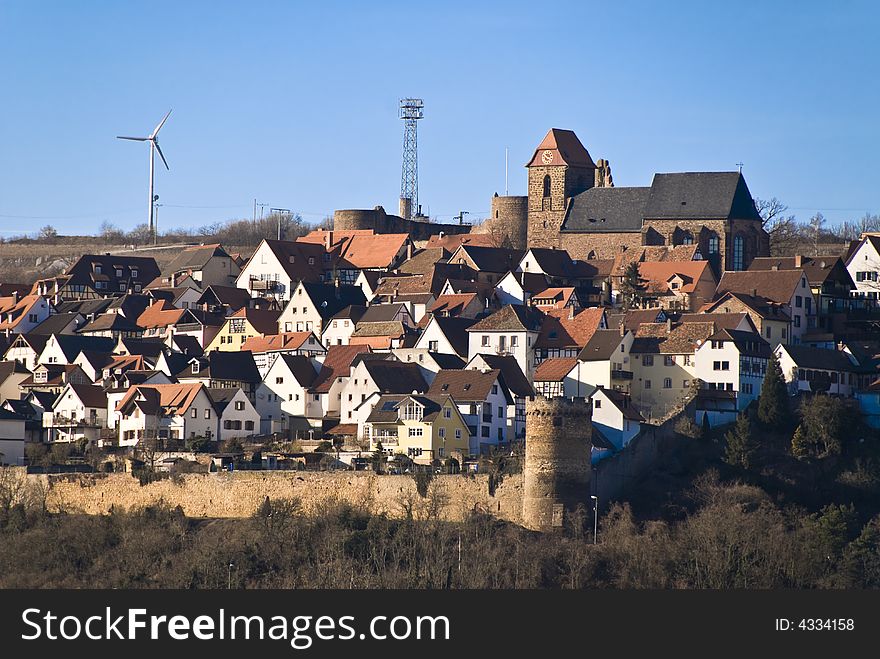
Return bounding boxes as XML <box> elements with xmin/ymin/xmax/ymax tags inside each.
<box><xmin>398</xmin><ymin>98</ymin><xmax>424</xmax><ymax>219</ymax></box>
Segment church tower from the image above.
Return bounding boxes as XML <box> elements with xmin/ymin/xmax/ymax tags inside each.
<box><xmin>526</xmin><ymin>129</ymin><xmax>598</xmax><ymax>248</ymax></box>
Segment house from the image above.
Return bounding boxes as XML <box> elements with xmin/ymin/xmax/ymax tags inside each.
<box><xmin>241</xmin><ymin>331</ymin><xmax>325</xmax><ymax>375</ymax></box>
<box><xmin>195</xmin><ymin>285</ymin><xmax>254</xmax><ymax>316</ymax></box>
<box><xmin>693</xmin><ymin>329</ymin><xmax>772</xmax><ymax>410</ymax></box>
<box><xmin>529</xmin><ymin>287</ymin><xmax>582</xmax><ymax>312</ymax></box>
<box><xmin>465</xmin><ymin>353</ymin><xmax>534</xmax><ymax>440</ymax></box>
<box><xmin>20</xmin><ymin>363</ymin><xmax>89</xmax><ymax>396</ymax></box>
<box><xmin>159</xmin><ymin>243</ymin><xmax>242</xmax><ymax>289</ymax></box>
<box><xmin>2</xmin><ymin>395</ymin><xmax>45</xmax><ymax>444</ymax></box>
<box><xmin>355</xmin><ymin>270</ymin><xmax>382</xmax><ymax>303</ymax></box>
<box><xmin>76</xmin><ymin>312</ymin><xmax>144</xmax><ymax>340</ymax></box>
<box><xmin>297</xmin><ymin>229</ymin><xmax>413</xmax><ymax>282</ymax></box>
<box><xmin>467</xmin><ymin>305</ymin><xmax>543</xmax><ymax>380</ymax></box>
<box><xmin>207</xmin><ymin>388</ymin><xmax>260</xmax><ymax>442</ymax></box>
<box><xmin>43</xmin><ymin>383</ymin><xmax>107</xmax><ymax>444</ymax></box>
<box><xmin>104</xmin><ymin>370</ymin><xmax>172</xmax><ymax>431</ymax></box>
<box><xmin>236</xmin><ymin>239</ymin><xmax>327</xmax><ymax>300</ymax></box>
<box><xmin>165</xmin><ymin>308</ymin><xmax>225</xmax><ymax>349</ymax></box>
<box><xmin>749</xmin><ymin>255</ymin><xmax>854</xmax><ymax>330</ymax></box>
<box><xmin>364</xmin><ymin>394</ymin><xmax>470</xmax><ymax>464</ymax></box>
<box><xmin>775</xmin><ymin>344</ymin><xmax>860</xmax><ymax>396</ymax></box>
<box><xmin>447</xmin><ymin>245</ymin><xmax>524</xmax><ymax>287</ymax></box>
<box><xmin>180</xmin><ymin>351</ymin><xmax>262</xmax><ymax>403</ymax></box>
<box><xmin>0</xmin><ymin>408</ymin><xmax>26</xmax><ymax>466</ymax></box>
<box><xmin>701</xmin><ymin>292</ymin><xmax>792</xmax><ymax>347</ymax></box>
<box><xmin>203</xmin><ymin>307</ymin><xmax>280</xmax><ymax>352</ymax></box>
<box><xmin>397</xmin><ymin>247</ymin><xmax>449</xmax><ymax>276</ymax></box>
<box><xmin>0</xmin><ymin>294</ymin><xmax>52</xmax><ymax>334</ymax></box>
<box><xmin>575</xmin><ymin>328</ymin><xmax>635</xmax><ymax>392</ymax></box>
<box><xmin>255</xmin><ymin>354</ymin><xmax>318</xmax><ymax>434</ymax></box>
<box><xmin>518</xmin><ymin>247</ymin><xmax>607</xmax><ymax>293</ymax></box>
<box><xmin>715</xmin><ymin>269</ymin><xmax>816</xmax><ymax>344</ymax></box>
<box><xmin>305</xmin><ymin>345</ymin><xmax>373</xmax><ymax>424</ymax></box>
<box><xmin>115</xmin><ymin>383</ymin><xmax>217</xmax><ymax>447</ymax></box>
<box><xmin>622</xmin><ymin>260</ymin><xmax>717</xmax><ymax>312</ymax></box>
<box><xmin>349</xmin><ymin>320</ymin><xmax>411</xmax><ymax>351</ymax></box>
<box><xmin>320</xmin><ymin>305</ymin><xmax>367</xmax><ymax>347</ymax></box>
<box><xmin>495</xmin><ymin>270</ymin><xmax>553</xmax><ymax>307</ymax></box>
<box><xmin>413</xmin><ymin>315</ymin><xmax>475</xmax><ymax>359</ymax></box>
<box><xmin>534</xmin><ymin>306</ymin><xmax>606</xmax><ymax>365</ymax></box>
<box><xmin>277</xmin><ymin>280</ymin><xmax>367</xmax><ymax>335</ymax></box>
<box><xmin>845</xmin><ymin>234</ymin><xmax>880</xmax><ymax>304</ymax></box>
<box><xmin>63</xmin><ymin>254</ymin><xmax>160</xmax><ymax>297</ymax></box>
<box><xmin>73</xmin><ymin>350</ymin><xmax>116</xmax><ymax>382</ymax></box>
<box><xmin>629</xmin><ymin>320</ymin><xmax>718</xmax><ymax>418</ymax></box>
<box><xmin>427</xmin><ymin>368</ymin><xmax>513</xmax><ymax>452</ymax></box>
<box><xmin>339</xmin><ymin>358</ymin><xmax>428</xmax><ymax>424</ymax></box>
<box><xmin>145</xmin><ymin>286</ymin><xmax>203</xmax><ymax>310</ymax></box>
<box><xmin>393</xmin><ymin>349</ymin><xmax>466</xmax><ymax>386</ymax></box>
<box><xmin>358</xmin><ymin>302</ymin><xmax>416</xmax><ymax>329</ymax></box>
<box><xmin>533</xmin><ymin>357</ymin><xmax>582</xmax><ymax>398</ymax></box>
<box><xmin>37</xmin><ymin>334</ymin><xmax>115</xmax><ymax>366</ymax></box>
<box><xmin>590</xmin><ymin>388</ymin><xmax>643</xmax><ymax>451</ymax></box>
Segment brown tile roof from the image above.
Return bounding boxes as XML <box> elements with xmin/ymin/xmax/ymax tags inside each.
<box><xmin>468</xmin><ymin>305</ymin><xmax>542</xmax><ymax>333</ymax></box>
<box><xmin>424</xmin><ymin>316</ymin><xmax>476</xmax><ymax>357</ymax></box>
<box><xmin>68</xmin><ymin>383</ymin><xmax>108</xmax><ymax>408</ymax></box>
<box><xmin>375</xmin><ymin>274</ymin><xmax>432</xmax><ymax>297</ymax></box>
<box><xmin>116</xmin><ymin>383</ymin><xmax>205</xmax><ymax>414</ymax></box>
<box><xmin>424</xmin><ymin>233</ymin><xmax>498</xmax><ymax>251</ymax></box>
<box><xmin>310</xmin><ymin>344</ymin><xmax>372</xmax><ymax>393</ymax></box>
<box><xmin>398</xmin><ymin>248</ymin><xmax>449</xmax><ymax>275</ymax></box>
<box><xmin>466</xmin><ymin>354</ymin><xmax>534</xmax><ymax>398</ymax></box>
<box><xmin>578</xmin><ymin>330</ymin><xmax>625</xmax><ymax>361</ymax></box>
<box><xmin>427</xmin><ymin>368</ymin><xmax>511</xmax><ymax>403</ymax></box>
<box><xmin>536</xmin><ymin>307</ymin><xmax>605</xmax><ymax>350</ymax></box>
<box><xmin>429</xmin><ymin>293</ymin><xmax>480</xmax><ymax>317</ymax></box>
<box><xmin>716</xmin><ymin>269</ymin><xmax>805</xmax><ymax>305</ymax></box>
<box><xmin>526</xmin><ymin>128</ymin><xmax>596</xmax><ymax>168</ymax></box>
<box><xmin>748</xmin><ymin>255</ymin><xmax>852</xmax><ymax>288</ymax></box>
<box><xmin>351</xmin><ymin>321</ymin><xmax>406</xmax><ymax>339</ymax></box>
<box><xmin>137</xmin><ymin>300</ymin><xmax>186</xmax><ymax>329</ymax></box>
<box><xmin>534</xmin><ymin>357</ymin><xmax>578</xmax><ymax>382</ymax></box>
<box><xmin>637</xmin><ymin>260</ymin><xmax>714</xmax><ymax>295</ymax></box>
<box><xmin>702</xmin><ymin>291</ymin><xmax>791</xmax><ymax>321</ymax></box>
<box><xmin>630</xmin><ymin>321</ymin><xmax>717</xmax><ymax>355</ymax></box>
<box><xmin>530</xmin><ymin>287</ymin><xmax>577</xmax><ymax>309</ymax></box>
<box><xmin>606</xmin><ymin>309</ymin><xmax>667</xmax><ymax>332</ymax></box>
<box><xmin>240</xmin><ymin>332</ymin><xmax>317</xmax><ymax>353</ymax></box>
<box><xmin>676</xmin><ymin>312</ymin><xmax>754</xmax><ymax>332</ymax></box>
<box><xmin>227</xmin><ymin>307</ymin><xmax>281</xmax><ymax>335</ymax></box>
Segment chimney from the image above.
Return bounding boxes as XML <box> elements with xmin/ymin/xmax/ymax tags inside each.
<box><xmin>619</xmin><ymin>320</ymin><xmax>625</xmax><ymax>337</ymax></box>
<box><xmin>752</xmin><ymin>288</ymin><xmax>757</xmax><ymax>298</ymax></box>
<box><xmin>568</xmin><ymin>305</ymin><xmax>575</xmax><ymax>320</ymax></box>
<box><xmin>794</xmin><ymin>255</ymin><xmax>803</xmax><ymax>268</ymax></box>
<box><xmin>406</xmin><ymin>241</ymin><xmax>414</xmax><ymax>261</ymax></box>
<box><xmin>325</xmin><ymin>231</ymin><xmax>332</xmax><ymax>251</ymax></box>
<box><xmin>666</xmin><ymin>317</ymin><xmax>672</xmax><ymax>332</ymax></box>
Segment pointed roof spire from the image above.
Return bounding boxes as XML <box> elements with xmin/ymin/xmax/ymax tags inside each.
<box><xmin>526</xmin><ymin>128</ymin><xmax>596</xmax><ymax>168</ymax></box>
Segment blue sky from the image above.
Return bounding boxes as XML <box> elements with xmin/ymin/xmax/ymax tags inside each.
<box><xmin>1</xmin><ymin>0</ymin><xmax>878</xmax><ymax>235</ymax></box>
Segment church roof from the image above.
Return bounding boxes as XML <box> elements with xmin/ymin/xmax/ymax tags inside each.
<box><xmin>563</xmin><ymin>186</ymin><xmax>650</xmax><ymax>233</ymax></box>
<box><xmin>526</xmin><ymin>129</ymin><xmax>596</xmax><ymax>168</ymax></box>
<box><xmin>643</xmin><ymin>172</ymin><xmax>761</xmax><ymax>221</ymax></box>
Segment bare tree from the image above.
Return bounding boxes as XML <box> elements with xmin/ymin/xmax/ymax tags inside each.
<box><xmin>755</xmin><ymin>197</ymin><xmax>801</xmax><ymax>256</ymax></box>
<box><xmin>809</xmin><ymin>212</ymin><xmax>826</xmax><ymax>257</ymax></box>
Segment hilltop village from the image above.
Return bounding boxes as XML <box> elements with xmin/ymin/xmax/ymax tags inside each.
<box><xmin>0</xmin><ymin>128</ymin><xmax>878</xmax><ymax>482</ymax></box>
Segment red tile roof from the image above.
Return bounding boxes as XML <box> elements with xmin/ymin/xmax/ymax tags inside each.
<box><xmin>534</xmin><ymin>357</ymin><xmax>579</xmax><ymax>382</ymax></box>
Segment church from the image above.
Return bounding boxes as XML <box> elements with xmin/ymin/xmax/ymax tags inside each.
<box><xmin>492</xmin><ymin>128</ymin><xmax>770</xmax><ymax>274</ymax></box>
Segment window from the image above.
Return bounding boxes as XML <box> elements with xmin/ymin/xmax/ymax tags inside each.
<box><xmin>511</xmin><ymin>335</ymin><xmax>519</xmax><ymax>347</ymax></box>
<box><xmin>794</xmin><ymin>316</ymin><xmax>801</xmax><ymax>328</ymax></box>
<box><xmin>407</xmin><ymin>427</ymin><xmax>423</xmax><ymax>437</ymax></box>
<box><xmin>455</xmin><ymin>429</ymin><xmax>462</xmax><ymax>439</ymax></box>
<box><xmin>498</xmin><ymin>406</ymin><xmax>504</xmax><ymax>417</ymax></box>
<box><xmin>276</xmin><ymin>376</ymin><xmax>284</xmax><ymax>384</ymax></box>
<box><xmin>663</xmin><ymin>378</ymin><xmax>672</xmax><ymax>389</ymax></box>
<box><xmin>428</xmin><ymin>340</ymin><xmax>438</xmax><ymax>351</ymax></box>
<box><xmin>708</xmin><ymin>235</ymin><xmax>719</xmax><ymax>254</ymax></box>
<box><xmin>765</xmin><ymin>327</ymin><xmax>772</xmax><ymax>339</ymax></box>
<box><xmin>492</xmin><ymin>384</ymin><xmax>498</xmax><ymax>395</ymax></box>
<box><xmin>481</xmin><ymin>426</ymin><xmax>490</xmax><ymax>437</ymax></box>
<box><xmin>683</xmin><ymin>380</ymin><xmax>689</xmax><ymax>388</ymax></box>
<box><xmin>542</xmin><ymin>175</ymin><xmax>551</xmax><ymax>197</ymax></box>
<box><xmin>308</xmin><ymin>257</ymin><xmax>315</xmax><ymax>265</ymax></box>
<box><xmin>732</xmin><ymin>235</ymin><xmax>744</xmax><ymax>271</ymax></box>
<box><xmin>683</xmin><ymin>355</ymin><xmax>691</xmax><ymax>366</ymax></box>
<box><xmin>643</xmin><ymin>355</ymin><xmax>654</xmax><ymax>366</ymax></box>
<box><xmin>190</xmin><ymin>409</ymin><xmax>197</xmax><ymax>418</ymax></box>
<box><xmin>438</xmin><ymin>427</ymin><xmax>446</xmax><ymax>438</ymax></box>
<box><xmin>664</xmin><ymin>356</ymin><xmax>675</xmax><ymax>366</ymax></box>
<box><xmin>132</xmin><ymin>269</ymin><xmax>138</xmax><ymax>278</ymax></box>
<box><xmin>722</xmin><ymin>361</ymin><xmax>729</xmax><ymax>370</ymax></box>
<box><xmin>95</xmin><ymin>265</ymin><xmax>102</xmax><ymax>274</ymax></box>
<box><xmin>444</xmin><ymin>407</ymin><xmax>451</xmax><ymax>418</ymax></box>
<box><xmin>235</xmin><ymin>401</ymin><xmax>245</xmax><ymax>411</ymax></box>
<box><xmin>795</xmin><ymin>296</ymin><xmax>803</xmax><ymax>308</ymax></box>
<box><xmin>481</xmin><ymin>335</ymin><xmax>490</xmax><ymax>347</ymax></box>
<box><xmin>205</xmin><ymin>409</ymin><xmax>211</xmax><ymax>419</ymax></box>
<box><xmin>245</xmin><ymin>421</ymin><xmax>254</xmax><ymax>431</ymax></box>
<box><xmin>644</xmin><ymin>380</ymin><xmax>652</xmax><ymax>389</ymax></box>
<box><xmin>594</xmin><ymin>399</ymin><xmax>601</xmax><ymax>409</ymax></box>
<box><xmin>115</xmin><ymin>268</ymin><xmax>123</xmax><ymax>277</ymax></box>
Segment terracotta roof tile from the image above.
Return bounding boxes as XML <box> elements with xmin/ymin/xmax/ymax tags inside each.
<box><xmin>534</xmin><ymin>357</ymin><xmax>578</xmax><ymax>382</ymax></box>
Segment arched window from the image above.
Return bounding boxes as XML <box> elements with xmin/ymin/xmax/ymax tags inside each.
<box><xmin>543</xmin><ymin>175</ymin><xmax>551</xmax><ymax>198</ymax></box>
<box><xmin>732</xmin><ymin>235</ymin><xmax>744</xmax><ymax>270</ymax></box>
<box><xmin>707</xmin><ymin>234</ymin><xmax>719</xmax><ymax>254</ymax></box>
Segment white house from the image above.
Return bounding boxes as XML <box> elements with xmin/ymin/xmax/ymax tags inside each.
<box><xmin>277</xmin><ymin>280</ymin><xmax>367</xmax><ymax>335</ymax></box>
<box><xmin>240</xmin><ymin>331</ymin><xmax>325</xmax><ymax>376</ymax></box>
<box><xmin>693</xmin><ymin>329</ymin><xmax>772</xmax><ymax>410</ymax></box>
<box><xmin>43</xmin><ymin>383</ymin><xmax>108</xmax><ymax>444</ymax></box>
<box><xmin>116</xmin><ymin>383</ymin><xmax>217</xmax><ymax>447</ymax></box>
<box><xmin>320</xmin><ymin>305</ymin><xmax>366</xmax><ymax>347</ymax></box>
<box><xmin>465</xmin><ymin>354</ymin><xmax>534</xmax><ymax>440</ymax></box>
<box><xmin>338</xmin><ymin>358</ymin><xmax>428</xmax><ymax>424</ymax></box>
<box><xmin>466</xmin><ymin>305</ymin><xmax>542</xmax><ymax>381</ymax></box>
<box><xmin>590</xmin><ymin>388</ymin><xmax>643</xmax><ymax>451</ymax></box>
<box><xmin>254</xmin><ymin>354</ymin><xmax>318</xmax><ymax>434</ymax></box>
<box><xmin>236</xmin><ymin>239</ymin><xmax>327</xmax><ymax>301</ymax></box>
<box><xmin>775</xmin><ymin>344</ymin><xmax>859</xmax><ymax>396</ymax></box>
<box><xmin>208</xmin><ymin>388</ymin><xmax>260</xmax><ymax>443</ymax></box>
<box><xmin>846</xmin><ymin>234</ymin><xmax>880</xmax><ymax>303</ymax></box>
<box><xmin>574</xmin><ymin>329</ymin><xmax>635</xmax><ymax>392</ymax></box>
<box><xmin>413</xmin><ymin>316</ymin><xmax>475</xmax><ymax>359</ymax></box>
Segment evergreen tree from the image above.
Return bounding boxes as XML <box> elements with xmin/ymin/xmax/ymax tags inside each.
<box><xmin>723</xmin><ymin>414</ymin><xmax>758</xmax><ymax>469</ymax></box>
<box><xmin>371</xmin><ymin>442</ymin><xmax>385</xmax><ymax>474</ymax></box>
<box><xmin>619</xmin><ymin>262</ymin><xmax>647</xmax><ymax>310</ymax></box>
<box><xmin>757</xmin><ymin>350</ymin><xmax>791</xmax><ymax>430</ymax></box>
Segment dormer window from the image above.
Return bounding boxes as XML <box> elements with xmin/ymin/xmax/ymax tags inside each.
<box><xmin>191</xmin><ymin>362</ymin><xmax>199</xmax><ymax>374</ymax></box>
<box><xmin>115</xmin><ymin>269</ymin><xmax>123</xmax><ymax>277</ymax></box>
<box><xmin>401</xmin><ymin>401</ymin><xmax>423</xmax><ymax>421</ymax></box>
<box><xmin>132</xmin><ymin>269</ymin><xmax>138</xmax><ymax>278</ymax></box>
<box><xmin>95</xmin><ymin>265</ymin><xmax>102</xmax><ymax>274</ymax></box>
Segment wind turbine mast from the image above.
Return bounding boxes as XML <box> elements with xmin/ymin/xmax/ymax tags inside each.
<box><xmin>117</xmin><ymin>109</ymin><xmax>172</xmax><ymax>244</ymax></box>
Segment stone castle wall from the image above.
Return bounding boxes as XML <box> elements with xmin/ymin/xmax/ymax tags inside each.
<box><xmin>489</xmin><ymin>195</ymin><xmax>529</xmax><ymax>249</ymax></box>
<box><xmin>21</xmin><ymin>470</ymin><xmax>524</xmax><ymax>524</ymax></box>
<box><xmin>522</xmin><ymin>396</ymin><xmax>592</xmax><ymax>531</ymax></box>
<box><xmin>334</xmin><ymin>207</ymin><xmax>471</xmax><ymax>241</ymax></box>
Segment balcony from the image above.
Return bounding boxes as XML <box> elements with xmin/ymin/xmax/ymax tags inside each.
<box><xmin>249</xmin><ymin>277</ymin><xmax>281</xmax><ymax>292</ymax></box>
<box><xmin>611</xmin><ymin>369</ymin><xmax>634</xmax><ymax>380</ymax></box>
<box><xmin>46</xmin><ymin>414</ymin><xmax>101</xmax><ymax>428</ymax></box>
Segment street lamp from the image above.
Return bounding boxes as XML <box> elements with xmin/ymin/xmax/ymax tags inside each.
<box><xmin>227</xmin><ymin>561</ymin><xmax>234</xmax><ymax>589</ymax></box>
<box><xmin>590</xmin><ymin>495</ymin><xmax>599</xmax><ymax>544</ymax></box>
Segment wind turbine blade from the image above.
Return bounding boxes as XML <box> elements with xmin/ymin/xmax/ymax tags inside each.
<box><xmin>151</xmin><ymin>109</ymin><xmax>172</xmax><ymax>138</ymax></box>
<box><xmin>117</xmin><ymin>136</ymin><xmax>149</xmax><ymax>141</ymax></box>
<box><xmin>154</xmin><ymin>140</ymin><xmax>170</xmax><ymax>170</ymax></box>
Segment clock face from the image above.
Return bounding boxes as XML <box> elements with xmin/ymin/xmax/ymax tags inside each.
<box><xmin>541</xmin><ymin>150</ymin><xmax>553</xmax><ymax>165</ymax></box>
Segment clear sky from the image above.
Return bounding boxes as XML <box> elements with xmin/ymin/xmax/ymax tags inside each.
<box><xmin>1</xmin><ymin>0</ymin><xmax>878</xmax><ymax>236</ymax></box>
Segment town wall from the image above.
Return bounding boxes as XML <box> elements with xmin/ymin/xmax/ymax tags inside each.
<box><xmin>333</xmin><ymin>207</ymin><xmax>471</xmax><ymax>241</ymax></box>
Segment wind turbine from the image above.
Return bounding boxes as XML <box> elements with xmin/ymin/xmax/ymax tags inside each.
<box><xmin>117</xmin><ymin>109</ymin><xmax>172</xmax><ymax>243</ymax></box>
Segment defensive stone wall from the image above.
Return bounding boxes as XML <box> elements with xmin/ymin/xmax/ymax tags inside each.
<box><xmin>333</xmin><ymin>207</ymin><xmax>471</xmax><ymax>241</ymax></box>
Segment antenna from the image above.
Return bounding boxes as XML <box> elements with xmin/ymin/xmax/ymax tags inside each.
<box><xmin>505</xmin><ymin>147</ymin><xmax>509</xmax><ymax>196</ymax></box>
<box><xmin>399</xmin><ymin>98</ymin><xmax>423</xmax><ymax>220</ymax></box>
<box><xmin>117</xmin><ymin>109</ymin><xmax>172</xmax><ymax>244</ymax></box>
<box><xmin>736</xmin><ymin>162</ymin><xmax>744</xmax><ymax>173</ymax></box>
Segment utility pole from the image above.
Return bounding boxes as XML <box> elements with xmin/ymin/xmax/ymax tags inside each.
<box><xmin>453</xmin><ymin>211</ymin><xmax>469</xmax><ymax>225</ymax></box>
<box><xmin>153</xmin><ymin>198</ymin><xmax>162</xmax><ymax>245</ymax></box>
<box><xmin>591</xmin><ymin>495</ymin><xmax>599</xmax><ymax>544</ymax></box>
<box><xmin>271</xmin><ymin>208</ymin><xmax>291</xmax><ymax>241</ymax></box>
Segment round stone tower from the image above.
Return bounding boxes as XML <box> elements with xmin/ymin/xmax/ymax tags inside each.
<box><xmin>490</xmin><ymin>193</ymin><xmax>529</xmax><ymax>250</ymax></box>
<box><xmin>522</xmin><ymin>395</ymin><xmax>592</xmax><ymax>531</ymax></box>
